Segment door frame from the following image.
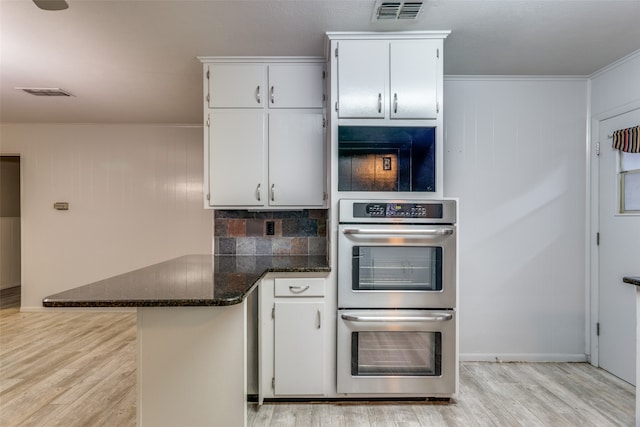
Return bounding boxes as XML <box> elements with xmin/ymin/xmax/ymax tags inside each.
<box><xmin>588</xmin><ymin>100</ymin><xmax>640</xmax><ymax>367</ymax></box>
<box><xmin>0</xmin><ymin>153</ymin><xmax>22</xmax><ymax>305</ymax></box>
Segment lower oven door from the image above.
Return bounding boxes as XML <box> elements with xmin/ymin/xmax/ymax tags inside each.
<box><xmin>337</xmin><ymin>309</ymin><xmax>456</xmax><ymax>396</ymax></box>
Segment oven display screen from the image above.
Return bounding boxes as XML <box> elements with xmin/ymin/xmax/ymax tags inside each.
<box><xmin>353</xmin><ymin>202</ymin><xmax>443</xmax><ymax>219</ymax></box>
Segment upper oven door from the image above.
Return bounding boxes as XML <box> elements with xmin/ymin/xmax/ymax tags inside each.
<box><xmin>338</xmin><ymin>223</ymin><xmax>456</xmax><ymax>309</ymax></box>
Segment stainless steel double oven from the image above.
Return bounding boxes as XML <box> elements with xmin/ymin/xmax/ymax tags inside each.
<box><xmin>337</xmin><ymin>199</ymin><xmax>457</xmax><ymax>396</ymax></box>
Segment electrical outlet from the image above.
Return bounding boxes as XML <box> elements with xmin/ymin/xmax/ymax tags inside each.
<box><xmin>266</xmin><ymin>221</ymin><xmax>275</xmax><ymax>236</ymax></box>
<box><xmin>383</xmin><ymin>156</ymin><xmax>392</xmax><ymax>171</ymax></box>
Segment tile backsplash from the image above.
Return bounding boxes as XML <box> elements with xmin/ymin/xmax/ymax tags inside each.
<box><xmin>214</xmin><ymin>210</ymin><xmax>327</xmax><ymax>256</ymax></box>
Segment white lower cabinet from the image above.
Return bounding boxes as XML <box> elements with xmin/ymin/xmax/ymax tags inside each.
<box><xmin>259</xmin><ymin>276</ymin><xmax>327</xmax><ymax>401</ymax></box>
<box><xmin>274</xmin><ymin>300</ymin><xmax>324</xmax><ymax>395</ymax></box>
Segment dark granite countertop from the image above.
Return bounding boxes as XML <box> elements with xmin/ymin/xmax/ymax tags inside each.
<box><xmin>623</xmin><ymin>276</ymin><xmax>640</xmax><ymax>287</ymax></box>
<box><xmin>43</xmin><ymin>254</ymin><xmax>330</xmax><ymax>308</ymax></box>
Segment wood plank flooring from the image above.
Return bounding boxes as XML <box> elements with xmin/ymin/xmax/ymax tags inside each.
<box><xmin>0</xmin><ymin>291</ymin><xmax>634</xmax><ymax>426</ymax></box>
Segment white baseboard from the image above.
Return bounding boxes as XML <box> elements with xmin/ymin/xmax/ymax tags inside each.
<box><xmin>20</xmin><ymin>306</ymin><xmax>136</xmax><ymax>313</ymax></box>
<box><xmin>460</xmin><ymin>353</ymin><xmax>588</xmax><ymax>363</ymax></box>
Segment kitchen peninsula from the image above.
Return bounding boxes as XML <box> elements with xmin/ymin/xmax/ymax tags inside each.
<box><xmin>624</xmin><ymin>276</ymin><xmax>640</xmax><ymax>427</ymax></box>
<box><xmin>43</xmin><ymin>254</ymin><xmax>329</xmax><ymax>427</ymax></box>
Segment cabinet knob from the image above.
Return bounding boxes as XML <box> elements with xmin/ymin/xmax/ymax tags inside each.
<box><xmin>256</xmin><ymin>183</ymin><xmax>261</xmax><ymax>201</ymax></box>
<box><xmin>270</xmin><ymin>86</ymin><xmax>275</xmax><ymax>104</ymax></box>
<box><xmin>256</xmin><ymin>86</ymin><xmax>261</xmax><ymax>104</ymax></box>
<box><xmin>377</xmin><ymin>93</ymin><xmax>382</xmax><ymax>114</ymax></box>
<box><xmin>271</xmin><ymin>184</ymin><xmax>275</xmax><ymax>202</ymax></box>
<box><xmin>393</xmin><ymin>93</ymin><xmax>398</xmax><ymax>114</ymax></box>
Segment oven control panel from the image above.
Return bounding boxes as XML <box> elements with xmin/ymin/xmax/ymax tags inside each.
<box><xmin>340</xmin><ymin>199</ymin><xmax>456</xmax><ymax>224</ymax></box>
<box><xmin>354</xmin><ymin>202</ymin><xmax>443</xmax><ymax>219</ymax></box>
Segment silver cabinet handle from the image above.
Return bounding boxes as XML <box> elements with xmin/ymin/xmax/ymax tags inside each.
<box><xmin>289</xmin><ymin>285</ymin><xmax>310</xmax><ymax>294</ymax></box>
<box><xmin>393</xmin><ymin>93</ymin><xmax>398</xmax><ymax>114</ymax></box>
<box><xmin>377</xmin><ymin>93</ymin><xmax>382</xmax><ymax>113</ymax></box>
<box><xmin>341</xmin><ymin>313</ymin><xmax>452</xmax><ymax>322</ymax></box>
<box><xmin>342</xmin><ymin>227</ymin><xmax>454</xmax><ymax>236</ymax></box>
<box><xmin>256</xmin><ymin>86</ymin><xmax>261</xmax><ymax>104</ymax></box>
<box><xmin>317</xmin><ymin>309</ymin><xmax>322</xmax><ymax>329</ymax></box>
<box><xmin>256</xmin><ymin>183</ymin><xmax>261</xmax><ymax>201</ymax></box>
<box><xmin>270</xmin><ymin>86</ymin><xmax>275</xmax><ymax>104</ymax></box>
<box><xmin>270</xmin><ymin>184</ymin><xmax>275</xmax><ymax>202</ymax></box>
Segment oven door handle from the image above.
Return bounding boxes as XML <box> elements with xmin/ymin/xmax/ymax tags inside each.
<box><xmin>341</xmin><ymin>313</ymin><xmax>453</xmax><ymax>322</ymax></box>
<box><xmin>342</xmin><ymin>227</ymin><xmax>454</xmax><ymax>236</ymax></box>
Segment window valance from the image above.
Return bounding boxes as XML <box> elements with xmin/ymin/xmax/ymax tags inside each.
<box><xmin>612</xmin><ymin>125</ymin><xmax>640</xmax><ymax>153</ymax></box>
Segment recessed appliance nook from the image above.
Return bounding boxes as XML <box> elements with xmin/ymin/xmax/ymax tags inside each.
<box><xmin>338</xmin><ymin>125</ymin><xmax>436</xmax><ymax>193</ymax></box>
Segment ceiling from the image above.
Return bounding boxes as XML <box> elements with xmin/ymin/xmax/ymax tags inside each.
<box><xmin>1</xmin><ymin>0</ymin><xmax>639</xmax><ymax>124</ymax></box>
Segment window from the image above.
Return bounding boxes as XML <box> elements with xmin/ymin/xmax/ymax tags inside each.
<box><xmin>620</xmin><ymin>151</ymin><xmax>640</xmax><ymax>213</ymax></box>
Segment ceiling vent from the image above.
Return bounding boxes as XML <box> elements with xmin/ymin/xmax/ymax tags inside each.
<box><xmin>16</xmin><ymin>87</ymin><xmax>74</xmax><ymax>97</ymax></box>
<box><xmin>373</xmin><ymin>1</ymin><xmax>424</xmax><ymax>21</ymax></box>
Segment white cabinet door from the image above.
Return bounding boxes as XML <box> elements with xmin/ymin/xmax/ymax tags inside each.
<box><xmin>268</xmin><ymin>64</ymin><xmax>324</xmax><ymax>109</ymax></box>
<box><xmin>337</xmin><ymin>40</ymin><xmax>387</xmax><ymax>119</ymax></box>
<box><xmin>208</xmin><ymin>110</ymin><xmax>265</xmax><ymax>206</ymax></box>
<box><xmin>274</xmin><ymin>301</ymin><xmax>324</xmax><ymax>395</ymax></box>
<box><xmin>268</xmin><ymin>111</ymin><xmax>325</xmax><ymax>207</ymax></box>
<box><xmin>390</xmin><ymin>40</ymin><xmax>439</xmax><ymax>119</ymax></box>
<box><xmin>208</xmin><ymin>64</ymin><xmax>265</xmax><ymax>108</ymax></box>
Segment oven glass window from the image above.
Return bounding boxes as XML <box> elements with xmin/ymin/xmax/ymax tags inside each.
<box><xmin>351</xmin><ymin>331</ymin><xmax>441</xmax><ymax>376</ymax></box>
<box><xmin>353</xmin><ymin>246</ymin><xmax>442</xmax><ymax>291</ymax></box>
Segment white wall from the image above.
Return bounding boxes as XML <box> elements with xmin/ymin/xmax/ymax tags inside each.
<box><xmin>591</xmin><ymin>50</ymin><xmax>640</xmax><ymax>116</ymax></box>
<box><xmin>444</xmin><ymin>77</ymin><xmax>589</xmax><ymax>361</ymax></box>
<box><xmin>0</xmin><ymin>124</ymin><xmax>212</xmax><ymax>310</ymax></box>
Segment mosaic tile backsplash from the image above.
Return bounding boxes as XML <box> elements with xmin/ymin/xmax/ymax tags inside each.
<box><xmin>214</xmin><ymin>210</ymin><xmax>327</xmax><ymax>256</ymax></box>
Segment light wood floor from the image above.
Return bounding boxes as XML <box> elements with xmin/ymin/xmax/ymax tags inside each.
<box><xmin>0</xmin><ymin>289</ymin><xmax>635</xmax><ymax>426</ymax></box>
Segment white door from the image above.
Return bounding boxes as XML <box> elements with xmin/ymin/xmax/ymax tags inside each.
<box><xmin>389</xmin><ymin>40</ymin><xmax>439</xmax><ymax>120</ymax></box>
<box><xmin>336</xmin><ymin>40</ymin><xmax>387</xmax><ymax>119</ymax></box>
<box><xmin>598</xmin><ymin>107</ymin><xmax>640</xmax><ymax>385</ymax></box>
<box><xmin>268</xmin><ymin>111</ymin><xmax>325</xmax><ymax>207</ymax></box>
<box><xmin>274</xmin><ymin>301</ymin><xmax>324</xmax><ymax>395</ymax></box>
<box><xmin>208</xmin><ymin>110</ymin><xmax>265</xmax><ymax>207</ymax></box>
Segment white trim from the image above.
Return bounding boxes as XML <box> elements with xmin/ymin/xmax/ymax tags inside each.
<box><xmin>444</xmin><ymin>75</ymin><xmax>588</xmax><ymax>81</ymax></box>
<box><xmin>584</xmin><ymin>80</ymin><xmax>593</xmax><ymax>364</ymax></box>
<box><xmin>326</xmin><ymin>31</ymin><xmax>451</xmax><ymax>40</ymax></box>
<box><xmin>198</xmin><ymin>56</ymin><xmax>324</xmax><ymax>63</ymax></box>
<box><xmin>460</xmin><ymin>353</ymin><xmax>588</xmax><ymax>363</ymax></box>
<box><xmin>590</xmin><ymin>48</ymin><xmax>640</xmax><ymax>79</ymax></box>
<box><xmin>0</xmin><ymin>122</ymin><xmax>203</xmax><ymax>128</ymax></box>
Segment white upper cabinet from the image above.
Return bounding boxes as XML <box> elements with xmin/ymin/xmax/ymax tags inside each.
<box><xmin>208</xmin><ymin>64</ymin><xmax>265</xmax><ymax>108</ymax></box>
<box><xmin>268</xmin><ymin>111</ymin><xmax>325</xmax><ymax>207</ymax></box>
<box><xmin>389</xmin><ymin>40</ymin><xmax>439</xmax><ymax>119</ymax></box>
<box><xmin>268</xmin><ymin>64</ymin><xmax>324</xmax><ymax>109</ymax></box>
<box><xmin>207</xmin><ymin>63</ymin><xmax>324</xmax><ymax>109</ymax></box>
<box><xmin>208</xmin><ymin>110</ymin><xmax>265</xmax><ymax>206</ymax></box>
<box><xmin>199</xmin><ymin>57</ymin><xmax>327</xmax><ymax>209</ymax></box>
<box><xmin>336</xmin><ymin>40</ymin><xmax>388</xmax><ymax>118</ymax></box>
<box><xmin>331</xmin><ymin>33</ymin><xmax>447</xmax><ymax>121</ymax></box>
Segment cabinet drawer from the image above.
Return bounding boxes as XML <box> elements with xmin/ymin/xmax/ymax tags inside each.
<box><xmin>274</xmin><ymin>278</ymin><xmax>325</xmax><ymax>297</ymax></box>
